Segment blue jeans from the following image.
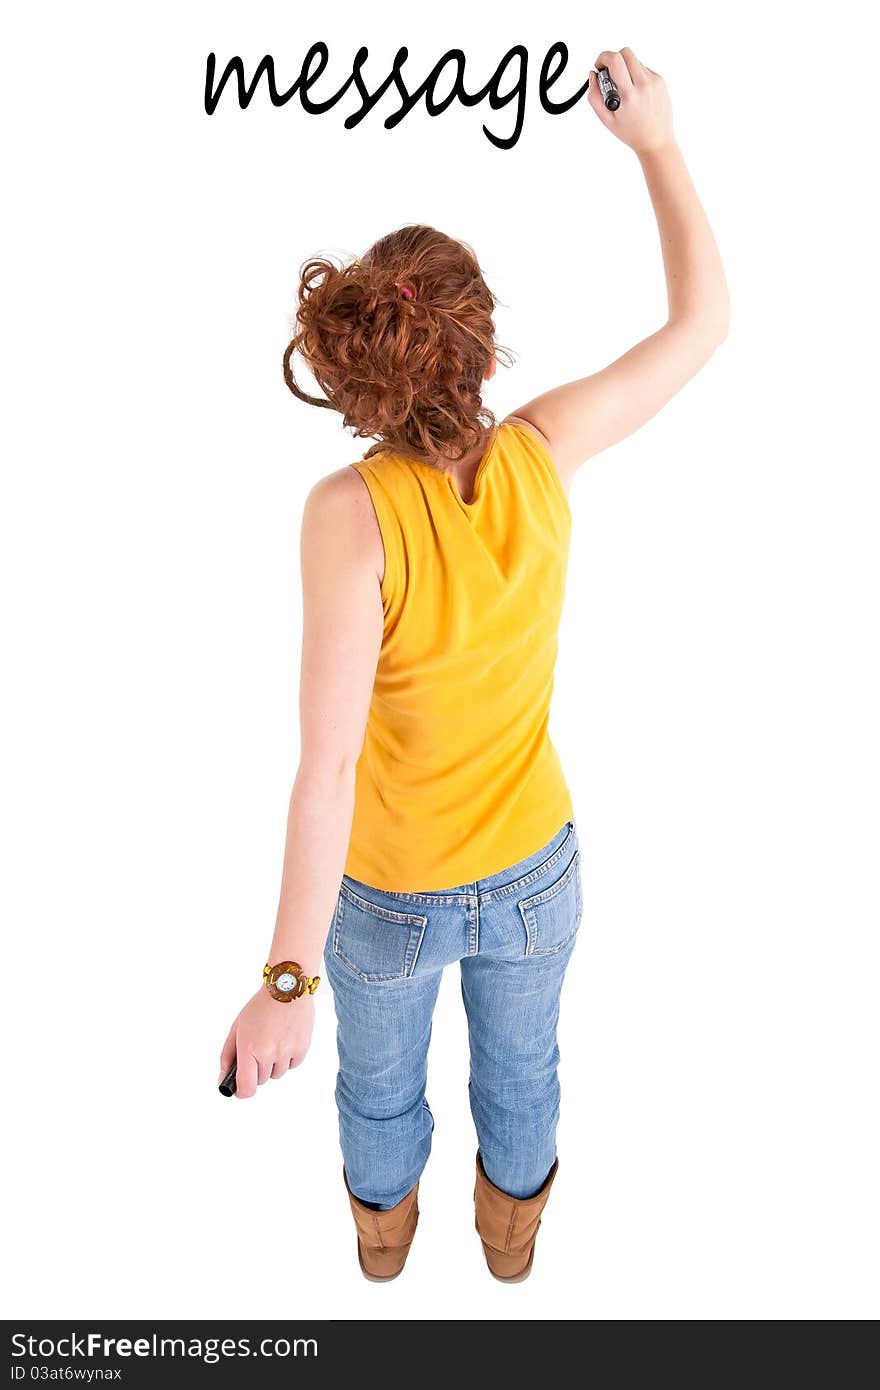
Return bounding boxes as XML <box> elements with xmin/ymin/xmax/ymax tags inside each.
<box><xmin>324</xmin><ymin>819</ymin><xmax>583</xmax><ymax>1208</ymax></box>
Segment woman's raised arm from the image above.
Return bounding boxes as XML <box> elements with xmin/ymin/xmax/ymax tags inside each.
<box><xmin>508</xmin><ymin>47</ymin><xmax>730</xmax><ymax>483</ymax></box>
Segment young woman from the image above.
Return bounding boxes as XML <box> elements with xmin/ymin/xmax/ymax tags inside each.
<box><xmin>219</xmin><ymin>47</ymin><xmax>728</xmax><ymax>1282</ymax></box>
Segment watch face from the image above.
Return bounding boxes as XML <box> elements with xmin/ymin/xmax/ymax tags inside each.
<box><xmin>274</xmin><ymin>971</ymin><xmax>298</xmax><ymax>994</ymax></box>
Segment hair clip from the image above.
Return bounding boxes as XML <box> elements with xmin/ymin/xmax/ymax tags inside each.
<box><xmin>394</xmin><ymin>281</ymin><xmax>415</xmax><ymax>301</ymax></box>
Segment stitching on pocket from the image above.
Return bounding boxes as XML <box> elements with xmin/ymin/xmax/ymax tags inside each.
<box><xmin>333</xmin><ymin>886</ymin><xmax>428</xmax><ymax>983</ymax></box>
<box><xmin>518</xmin><ymin>850</ymin><xmax>581</xmax><ymax>956</ymax></box>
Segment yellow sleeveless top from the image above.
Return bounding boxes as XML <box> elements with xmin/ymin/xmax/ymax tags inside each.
<box><xmin>344</xmin><ymin>419</ymin><xmax>574</xmax><ymax>891</ymax></box>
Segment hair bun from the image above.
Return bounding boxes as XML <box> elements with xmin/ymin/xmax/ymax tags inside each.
<box><xmin>284</xmin><ymin>225</ymin><xmax>511</xmax><ymax>463</ymax></box>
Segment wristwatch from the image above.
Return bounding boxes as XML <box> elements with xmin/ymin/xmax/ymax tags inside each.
<box><xmin>263</xmin><ymin>960</ymin><xmax>321</xmax><ymax>1003</ymax></box>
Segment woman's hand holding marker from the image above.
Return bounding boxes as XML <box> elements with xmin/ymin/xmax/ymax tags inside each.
<box><xmin>588</xmin><ymin>48</ymin><xmax>674</xmax><ymax>155</ymax></box>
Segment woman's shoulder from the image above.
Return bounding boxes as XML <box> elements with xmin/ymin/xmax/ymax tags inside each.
<box><xmin>304</xmin><ymin>464</ymin><xmax>384</xmax><ymax>539</ymax></box>
<box><xmin>302</xmin><ymin>465</ymin><xmax>386</xmax><ymax>586</ymax></box>
<box><xmin>499</xmin><ymin>415</ymin><xmax>554</xmax><ymax>456</ymax></box>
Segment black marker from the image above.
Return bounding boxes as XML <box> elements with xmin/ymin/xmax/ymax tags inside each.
<box><xmin>595</xmin><ymin>66</ymin><xmax>620</xmax><ymax>111</ymax></box>
<box><xmin>219</xmin><ymin>1061</ymin><xmax>237</xmax><ymax>1097</ymax></box>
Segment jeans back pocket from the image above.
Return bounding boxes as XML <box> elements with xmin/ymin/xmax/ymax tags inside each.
<box><xmin>332</xmin><ymin>880</ymin><xmax>428</xmax><ymax>983</ymax></box>
<box><xmin>517</xmin><ymin>849</ymin><xmax>582</xmax><ymax>957</ymax></box>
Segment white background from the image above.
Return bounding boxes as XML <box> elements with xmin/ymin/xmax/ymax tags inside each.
<box><xmin>3</xmin><ymin>0</ymin><xmax>878</xmax><ymax>1322</ymax></box>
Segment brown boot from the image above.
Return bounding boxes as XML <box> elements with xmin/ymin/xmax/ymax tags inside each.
<box><xmin>474</xmin><ymin>1151</ymin><xmax>558</xmax><ymax>1282</ymax></box>
<box><xmin>343</xmin><ymin>1168</ymin><xmax>420</xmax><ymax>1282</ymax></box>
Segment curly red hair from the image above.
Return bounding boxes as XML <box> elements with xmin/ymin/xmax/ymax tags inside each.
<box><xmin>283</xmin><ymin>225</ymin><xmax>512</xmax><ymax>464</ymax></box>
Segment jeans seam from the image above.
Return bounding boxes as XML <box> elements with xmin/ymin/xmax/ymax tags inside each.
<box><xmin>474</xmin><ymin>888</ymin><xmax>480</xmax><ymax>956</ymax></box>
<box><xmin>407</xmin><ymin>918</ymin><xmax>427</xmax><ymax>976</ymax></box>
